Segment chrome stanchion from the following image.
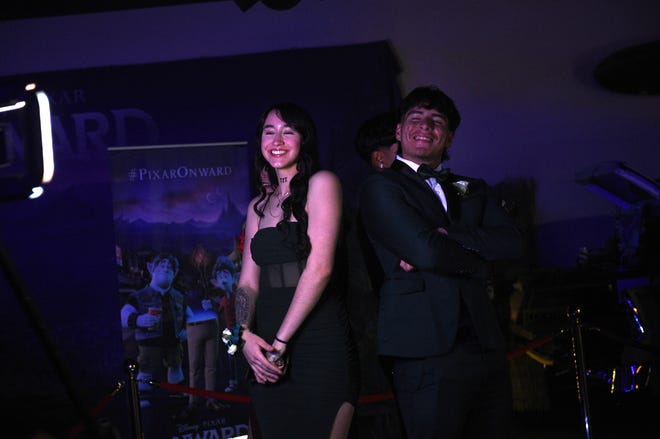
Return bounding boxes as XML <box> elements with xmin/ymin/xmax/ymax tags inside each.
<box><xmin>125</xmin><ymin>359</ymin><xmax>144</xmax><ymax>439</ymax></box>
<box><xmin>569</xmin><ymin>307</ymin><xmax>593</xmax><ymax>439</ymax></box>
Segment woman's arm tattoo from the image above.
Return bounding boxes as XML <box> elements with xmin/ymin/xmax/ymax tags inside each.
<box><xmin>235</xmin><ymin>287</ymin><xmax>253</xmax><ymax>327</ymax></box>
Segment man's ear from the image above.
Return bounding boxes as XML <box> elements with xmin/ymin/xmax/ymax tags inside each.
<box><xmin>395</xmin><ymin>123</ymin><xmax>402</xmax><ymax>141</ymax></box>
<box><xmin>446</xmin><ymin>132</ymin><xmax>455</xmax><ymax>149</ymax></box>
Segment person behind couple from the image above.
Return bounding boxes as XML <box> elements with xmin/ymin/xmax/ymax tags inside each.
<box><xmin>359</xmin><ymin>85</ymin><xmax>524</xmax><ymax>439</ymax></box>
<box><xmin>235</xmin><ymin>102</ymin><xmax>359</xmax><ymax>438</ymax></box>
<box><xmin>353</xmin><ymin>109</ymin><xmax>401</xmax><ymax>290</ymax></box>
<box><xmin>355</xmin><ymin>110</ymin><xmax>399</xmax><ymax>172</ymax></box>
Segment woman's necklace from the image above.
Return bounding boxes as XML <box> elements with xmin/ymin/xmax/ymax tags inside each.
<box><xmin>274</xmin><ymin>189</ymin><xmax>290</xmax><ymax>208</ymax></box>
<box><xmin>267</xmin><ymin>189</ymin><xmax>290</xmax><ymax>218</ymax></box>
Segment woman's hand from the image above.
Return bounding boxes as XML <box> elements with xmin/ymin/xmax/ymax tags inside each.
<box><xmin>242</xmin><ymin>330</ymin><xmax>284</xmax><ymax>384</ymax></box>
<box><xmin>267</xmin><ymin>339</ymin><xmax>289</xmax><ymax>373</ymax></box>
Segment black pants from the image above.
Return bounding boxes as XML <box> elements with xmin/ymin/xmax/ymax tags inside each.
<box><xmin>391</xmin><ymin>342</ymin><xmax>512</xmax><ymax>439</ymax></box>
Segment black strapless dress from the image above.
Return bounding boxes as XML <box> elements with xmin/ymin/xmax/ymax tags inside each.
<box><xmin>248</xmin><ymin>223</ymin><xmax>358</xmax><ymax>438</ymax></box>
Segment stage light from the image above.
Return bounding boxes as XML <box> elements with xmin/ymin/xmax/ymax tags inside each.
<box><xmin>0</xmin><ymin>82</ymin><xmax>54</xmax><ymax>201</ymax></box>
<box><xmin>576</xmin><ymin>161</ymin><xmax>660</xmax><ymax>211</ymax></box>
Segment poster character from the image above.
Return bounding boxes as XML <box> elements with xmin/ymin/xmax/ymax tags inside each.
<box><xmin>120</xmin><ymin>252</ymin><xmax>193</xmax><ymax>407</ymax></box>
<box><xmin>208</xmin><ymin>255</ymin><xmax>240</xmax><ymax>393</ymax></box>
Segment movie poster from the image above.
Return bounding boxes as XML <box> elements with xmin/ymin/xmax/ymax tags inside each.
<box><xmin>110</xmin><ymin>142</ymin><xmax>251</xmax><ymax>439</ymax></box>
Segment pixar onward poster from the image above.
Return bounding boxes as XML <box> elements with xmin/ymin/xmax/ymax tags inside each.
<box><xmin>110</xmin><ymin>142</ymin><xmax>251</xmax><ymax>439</ymax></box>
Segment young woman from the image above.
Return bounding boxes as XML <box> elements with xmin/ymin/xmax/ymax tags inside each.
<box><xmin>234</xmin><ymin>103</ymin><xmax>358</xmax><ymax>438</ymax></box>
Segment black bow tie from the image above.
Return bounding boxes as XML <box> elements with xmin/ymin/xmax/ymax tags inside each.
<box><xmin>417</xmin><ymin>164</ymin><xmax>450</xmax><ymax>182</ymax></box>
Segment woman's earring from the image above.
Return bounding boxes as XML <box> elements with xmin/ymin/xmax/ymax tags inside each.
<box><xmin>379</xmin><ymin>162</ymin><xmax>384</xmax><ymax>169</ymax></box>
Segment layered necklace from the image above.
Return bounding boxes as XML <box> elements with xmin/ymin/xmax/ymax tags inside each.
<box><xmin>274</xmin><ymin>188</ymin><xmax>290</xmax><ymax>208</ymax></box>
<box><xmin>267</xmin><ymin>187</ymin><xmax>290</xmax><ymax>218</ymax></box>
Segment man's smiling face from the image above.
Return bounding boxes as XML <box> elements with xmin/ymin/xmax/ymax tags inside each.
<box><xmin>396</xmin><ymin>106</ymin><xmax>453</xmax><ymax>167</ymax></box>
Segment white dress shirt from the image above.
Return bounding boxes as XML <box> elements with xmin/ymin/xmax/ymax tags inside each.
<box><xmin>396</xmin><ymin>156</ymin><xmax>448</xmax><ymax>212</ymax></box>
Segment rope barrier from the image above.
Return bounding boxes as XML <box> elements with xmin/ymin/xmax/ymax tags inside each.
<box><xmin>67</xmin><ymin>377</ymin><xmax>400</xmax><ymax>437</ymax></box>
<box><xmin>153</xmin><ymin>379</ymin><xmax>397</xmax><ymax>405</ymax></box>
<box><xmin>506</xmin><ymin>334</ymin><xmax>556</xmax><ymax>361</ymax></box>
<box><xmin>71</xmin><ymin>332</ymin><xmax>560</xmax><ymax>433</ymax></box>
<box><xmin>68</xmin><ymin>381</ymin><xmax>125</xmax><ymax>438</ymax></box>
<box><xmin>71</xmin><ymin>325</ymin><xmax>654</xmax><ymax>437</ymax></box>
<box><xmin>67</xmin><ymin>332</ymin><xmax>562</xmax><ymax>437</ymax></box>
<box><xmin>154</xmin><ymin>380</ymin><xmax>251</xmax><ymax>403</ymax></box>
<box><xmin>505</xmin><ymin>320</ymin><xmax>660</xmax><ymax>366</ymax></box>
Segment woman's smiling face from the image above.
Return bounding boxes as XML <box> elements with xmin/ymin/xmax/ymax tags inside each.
<box><xmin>261</xmin><ymin>110</ymin><xmax>302</xmax><ymax>172</ymax></box>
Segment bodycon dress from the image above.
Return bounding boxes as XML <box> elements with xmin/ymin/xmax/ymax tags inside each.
<box><xmin>248</xmin><ymin>222</ymin><xmax>358</xmax><ymax>438</ymax></box>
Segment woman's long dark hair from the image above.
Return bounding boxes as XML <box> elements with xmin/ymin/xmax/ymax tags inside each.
<box><xmin>253</xmin><ymin>102</ymin><xmax>319</xmax><ymax>257</ymax></box>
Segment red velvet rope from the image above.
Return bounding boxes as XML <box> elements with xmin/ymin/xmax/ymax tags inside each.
<box><xmin>153</xmin><ymin>331</ymin><xmax>556</xmax><ymax>406</ymax></box>
<box><xmin>156</xmin><ymin>381</ymin><xmax>396</xmax><ymax>405</ymax></box>
<box><xmin>68</xmin><ymin>334</ymin><xmax>557</xmax><ymax>437</ymax></box>
<box><xmin>506</xmin><ymin>334</ymin><xmax>556</xmax><ymax>360</ymax></box>
<box><xmin>156</xmin><ymin>380</ymin><xmax>251</xmax><ymax>403</ymax></box>
<box><xmin>68</xmin><ymin>386</ymin><xmax>121</xmax><ymax>438</ymax></box>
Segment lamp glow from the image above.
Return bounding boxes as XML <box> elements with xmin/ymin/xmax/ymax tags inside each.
<box><xmin>36</xmin><ymin>91</ymin><xmax>54</xmax><ymax>183</ymax></box>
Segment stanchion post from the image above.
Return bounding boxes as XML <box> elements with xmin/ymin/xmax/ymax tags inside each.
<box><xmin>125</xmin><ymin>359</ymin><xmax>144</xmax><ymax>439</ymax></box>
<box><xmin>569</xmin><ymin>306</ymin><xmax>593</xmax><ymax>439</ymax></box>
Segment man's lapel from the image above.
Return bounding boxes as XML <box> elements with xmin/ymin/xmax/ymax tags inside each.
<box><xmin>442</xmin><ymin>177</ymin><xmax>461</xmax><ymax>222</ymax></box>
<box><xmin>390</xmin><ymin>160</ymin><xmax>450</xmax><ymax>223</ymax></box>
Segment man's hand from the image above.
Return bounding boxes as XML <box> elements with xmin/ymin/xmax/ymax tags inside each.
<box><xmin>136</xmin><ymin>313</ymin><xmax>159</xmax><ymax>329</ymax></box>
<box><xmin>399</xmin><ymin>227</ymin><xmax>449</xmax><ymax>272</ymax></box>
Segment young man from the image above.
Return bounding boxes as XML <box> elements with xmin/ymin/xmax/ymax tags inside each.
<box><xmin>359</xmin><ymin>85</ymin><xmax>523</xmax><ymax>439</ymax></box>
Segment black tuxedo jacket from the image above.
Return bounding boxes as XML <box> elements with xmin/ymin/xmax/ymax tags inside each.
<box><xmin>359</xmin><ymin>160</ymin><xmax>523</xmax><ymax>357</ymax></box>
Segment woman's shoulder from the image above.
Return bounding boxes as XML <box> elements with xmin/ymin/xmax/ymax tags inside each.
<box><xmin>307</xmin><ymin>170</ymin><xmax>342</xmax><ymax>211</ymax></box>
<box><xmin>247</xmin><ymin>193</ymin><xmax>268</xmax><ymax>212</ymax></box>
<box><xmin>248</xmin><ymin>193</ymin><xmax>263</xmax><ymax>206</ymax></box>
<box><xmin>309</xmin><ymin>169</ymin><xmax>340</xmax><ymax>191</ymax></box>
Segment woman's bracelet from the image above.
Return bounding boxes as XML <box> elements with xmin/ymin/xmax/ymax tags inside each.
<box><xmin>274</xmin><ymin>336</ymin><xmax>288</xmax><ymax>345</ymax></box>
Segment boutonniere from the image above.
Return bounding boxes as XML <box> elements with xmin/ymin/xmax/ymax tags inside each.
<box><xmin>452</xmin><ymin>180</ymin><xmax>470</xmax><ymax>197</ymax></box>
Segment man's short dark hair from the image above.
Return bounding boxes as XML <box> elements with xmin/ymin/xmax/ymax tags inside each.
<box><xmin>212</xmin><ymin>255</ymin><xmax>236</xmax><ymax>277</ymax></box>
<box><xmin>151</xmin><ymin>253</ymin><xmax>180</xmax><ymax>273</ymax></box>
<box><xmin>398</xmin><ymin>85</ymin><xmax>461</xmax><ymax>132</ymax></box>
<box><xmin>355</xmin><ymin>111</ymin><xmax>399</xmax><ymax>163</ymax></box>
